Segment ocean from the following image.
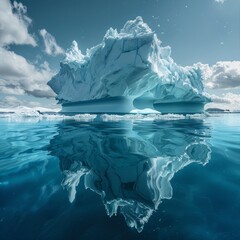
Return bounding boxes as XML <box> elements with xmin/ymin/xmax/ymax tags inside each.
<box><xmin>0</xmin><ymin>113</ymin><xmax>239</xmax><ymax>240</ymax></box>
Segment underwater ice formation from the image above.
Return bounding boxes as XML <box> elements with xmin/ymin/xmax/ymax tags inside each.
<box><xmin>48</xmin><ymin>119</ymin><xmax>211</xmax><ymax>232</ymax></box>
<box><xmin>48</xmin><ymin>17</ymin><xmax>210</xmax><ymax>114</ymax></box>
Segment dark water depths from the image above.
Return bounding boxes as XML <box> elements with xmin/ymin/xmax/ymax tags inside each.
<box><xmin>0</xmin><ymin>114</ymin><xmax>240</xmax><ymax>240</ymax></box>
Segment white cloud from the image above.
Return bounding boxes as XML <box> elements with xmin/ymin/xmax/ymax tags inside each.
<box><xmin>206</xmin><ymin>93</ymin><xmax>240</xmax><ymax>111</ymax></box>
<box><xmin>0</xmin><ymin>47</ymin><xmax>56</xmax><ymax>98</ymax></box>
<box><xmin>215</xmin><ymin>0</ymin><xmax>225</xmax><ymax>4</ymax></box>
<box><xmin>0</xmin><ymin>96</ymin><xmax>22</xmax><ymax>108</ymax></box>
<box><xmin>0</xmin><ymin>0</ymin><xmax>36</xmax><ymax>47</ymax></box>
<box><xmin>211</xmin><ymin>93</ymin><xmax>240</xmax><ymax>104</ymax></box>
<box><xmin>0</xmin><ymin>1</ymin><xmax>58</xmax><ymax>103</ymax></box>
<box><xmin>39</xmin><ymin>29</ymin><xmax>64</xmax><ymax>56</ymax></box>
<box><xmin>0</xmin><ymin>1</ymin><xmax>57</xmax><ymax>99</ymax></box>
<box><xmin>197</xmin><ymin>61</ymin><xmax>240</xmax><ymax>89</ymax></box>
<box><xmin>0</xmin><ymin>95</ymin><xmax>60</xmax><ymax>111</ymax></box>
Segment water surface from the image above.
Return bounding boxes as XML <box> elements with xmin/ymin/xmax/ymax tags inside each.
<box><xmin>0</xmin><ymin>114</ymin><xmax>240</xmax><ymax>240</ymax></box>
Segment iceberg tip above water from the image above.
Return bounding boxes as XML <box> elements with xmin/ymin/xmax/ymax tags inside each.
<box><xmin>48</xmin><ymin>17</ymin><xmax>210</xmax><ymax>114</ymax></box>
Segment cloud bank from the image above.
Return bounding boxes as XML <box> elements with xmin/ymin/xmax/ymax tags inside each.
<box><xmin>0</xmin><ymin>95</ymin><xmax>60</xmax><ymax>112</ymax></box>
<box><xmin>0</xmin><ymin>0</ymin><xmax>57</xmax><ymax>99</ymax></box>
<box><xmin>39</xmin><ymin>29</ymin><xmax>64</xmax><ymax>56</ymax></box>
<box><xmin>0</xmin><ymin>0</ymin><xmax>36</xmax><ymax>46</ymax></box>
<box><xmin>206</xmin><ymin>93</ymin><xmax>240</xmax><ymax>111</ymax></box>
<box><xmin>0</xmin><ymin>96</ymin><xmax>23</xmax><ymax>108</ymax></box>
<box><xmin>0</xmin><ymin>48</ymin><xmax>56</xmax><ymax>98</ymax></box>
<box><xmin>197</xmin><ymin>61</ymin><xmax>240</xmax><ymax>89</ymax></box>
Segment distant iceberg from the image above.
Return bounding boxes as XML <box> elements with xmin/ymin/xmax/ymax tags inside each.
<box><xmin>48</xmin><ymin>17</ymin><xmax>210</xmax><ymax>114</ymax></box>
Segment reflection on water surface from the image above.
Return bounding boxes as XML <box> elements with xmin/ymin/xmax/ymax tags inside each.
<box><xmin>49</xmin><ymin>119</ymin><xmax>211</xmax><ymax>232</ymax></box>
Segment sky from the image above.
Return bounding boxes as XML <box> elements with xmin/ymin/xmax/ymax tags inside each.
<box><xmin>0</xmin><ymin>0</ymin><xmax>239</xmax><ymax>111</ymax></box>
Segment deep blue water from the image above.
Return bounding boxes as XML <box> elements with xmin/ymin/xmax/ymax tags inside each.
<box><xmin>0</xmin><ymin>114</ymin><xmax>240</xmax><ymax>240</ymax></box>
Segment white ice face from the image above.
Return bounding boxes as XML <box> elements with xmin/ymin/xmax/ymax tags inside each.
<box><xmin>48</xmin><ymin>16</ymin><xmax>210</xmax><ymax>113</ymax></box>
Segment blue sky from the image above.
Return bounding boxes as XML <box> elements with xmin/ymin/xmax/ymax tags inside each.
<box><xmin>0</xmin><ymin>0</ymin><xmax>239</xmax><ymax>110</ymax></box>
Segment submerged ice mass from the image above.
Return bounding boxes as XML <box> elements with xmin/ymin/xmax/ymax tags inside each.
<box><xmin>48</xmin><ymin>17</ymin><xmax>209</xmax><ymax>113</ymax></box>
<box><xmin>48</xmin><ymin>119</ymin><xmax>211</xmax><ymax>232</ymax></box>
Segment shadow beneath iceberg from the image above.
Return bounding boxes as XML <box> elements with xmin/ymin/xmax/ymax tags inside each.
<box><xmin>48</xmin><ymin>118</ymin><xmax>211</xmax><ymax>232</ymax></box>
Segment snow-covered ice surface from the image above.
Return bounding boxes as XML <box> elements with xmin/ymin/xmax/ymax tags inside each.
<box><xmin>48</xmin><ymin>17</ymin><xmax>210</xmax><ymax>114</ymax></box>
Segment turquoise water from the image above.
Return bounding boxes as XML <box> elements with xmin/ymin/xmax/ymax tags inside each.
<box><xmin>0</xmin><ymin>114</ymin><xmax>240</xmax><ymax>240</ymax></box>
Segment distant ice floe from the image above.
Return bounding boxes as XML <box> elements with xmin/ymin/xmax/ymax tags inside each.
<box><xmin>101</xmin><ymin>113</ymin><xmax>207</xmax><ymax>122</ymax></box>
<box><xmin>0</xmin><ymin>113</ymin><xmax>97</xmax><ymax>122</ymax></box>
<box><xmin>0</xmin><ymin>109</ymin><xmax>207</xmax><ymax>122</ymax></box>
<box><xmin>0</xmin><ymin>111</ymin><xmax>207</xmax><ymax>123</ymax></box>
<box><xmin>0</xmin><ymin>107</ymin><xmax>97</xmax><ymax>122</ymax></box>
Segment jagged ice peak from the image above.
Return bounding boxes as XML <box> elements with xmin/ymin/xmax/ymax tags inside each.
<box><xmin>48</xmin><ymin>16</ymin><xmax>210</xmax><ymax>114</ymax></box>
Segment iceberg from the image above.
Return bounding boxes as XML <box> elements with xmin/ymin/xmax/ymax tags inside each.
<box><xmin>48</xmin><ymin>119</ymin><xmax>211</xmax><ymax>232</ymax></box>
<box><xmin>48</xmin><ymin>17</ymin><xmax>210</xmax><ymax>114</ymax></box>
